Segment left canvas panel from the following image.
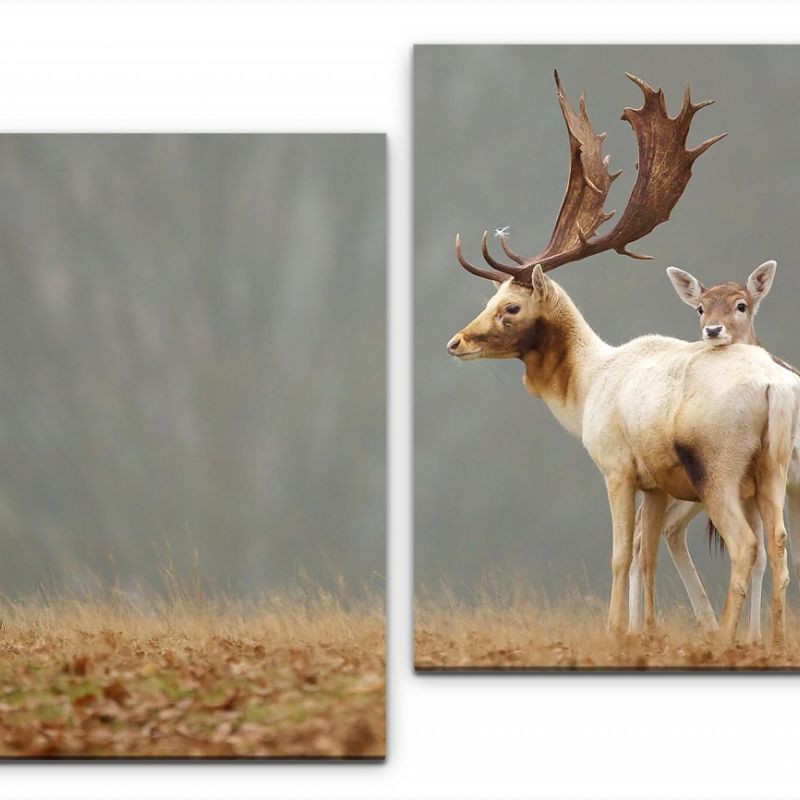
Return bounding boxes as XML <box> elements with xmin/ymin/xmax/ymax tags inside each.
<box><xmin>0</xmin><ymin>134</ymin><xmax>386</xmax><ymax>758</ymax></box>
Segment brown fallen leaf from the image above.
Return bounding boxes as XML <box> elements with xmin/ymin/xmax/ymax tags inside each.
<box><xmin>102</xmin><ymin>681</ymin><xmax>129</xmax><ymax>704</ymax></box>
<box><xmin>66</xmin><ymin>654</ymin><xmax>91</xmax><ymax>676</ymax></box>
<box><xmin>72</xmin><ymin>692</ymin><xmax>97</xmax><ymax>708</ymax></box>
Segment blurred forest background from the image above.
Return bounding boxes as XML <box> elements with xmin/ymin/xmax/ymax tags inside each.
<box><xmin>415</xmin><ymin>46</ymin><xmax>800</xmax><ymax>607</ymax></box>
<box><xmin>0</xmin><ymin>134</ymin><xmax>385</xmax><ymax>597</ymax></box>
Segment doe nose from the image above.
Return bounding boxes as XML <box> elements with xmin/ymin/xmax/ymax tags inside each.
<box><xmin>447</xmin><ymin>337</ymin><xmax>461</xmax><ymax>355</ymax></box>
<box><xmin>705</xmin><ymin>325</ymin><xmax>723</xmax><ymax>339</ymax></box>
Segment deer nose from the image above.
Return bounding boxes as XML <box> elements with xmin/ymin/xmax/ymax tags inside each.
<box><xmin>447</xmin><ymin>336</ymin><xmax>461</xmax><ymax>355</ymax></box>
<box><xmin>705</xmin><ymin>325</ymin><xmax>723</xmax><ymax>339</ymax></box>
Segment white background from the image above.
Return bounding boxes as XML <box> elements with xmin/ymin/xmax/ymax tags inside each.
<box><xmin>3</xmin><ymin>2</ymin><xmax>800</xmax><ymax>798</ymax></box>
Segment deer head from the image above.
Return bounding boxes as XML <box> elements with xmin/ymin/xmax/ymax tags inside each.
<box><xmin>447</xmin><ymin>70</ymin><xmax>725</xmax><ymax>361</ymax></box>
<box><xmin>665</xmin><ymin>261</ymin><xmax>777</xmax><ymax>346</ymax></box>
<box><xmin>446</xmin><ymin>262</ymin><xmax>556</xmax><ymax>360</ymax></box>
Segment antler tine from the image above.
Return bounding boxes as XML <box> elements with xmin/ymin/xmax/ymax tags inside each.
<box><xmin>623</xmin><ymin>71</ymin><xmax>654</xmax><ymax>93</ymax></box>
<box><xmin>499</xmin><ymin>236</ymin><xmax>527</xmax><ymax>265</ymax></box>
<box><xmin>455</xmin><ymin>234</ymin><xmax>509</xmax><ymax>283</ymax></box>
<box><xmin>480</xmin><ymin>231</ymin><xmax>525</xmax><ymax>277</ymax></box>
<box><xmin>689</xmin><ymin>132</ymin><xmax>728</xmax><ymax>160</ymax></box>
<box><xmin>603</xmin><ymin>156</ymin><xmax>623</xmax><ymax>183</ymax></box>
<box><xmin>553</xmin><ymin>68</ymin><xmax>565</xmax><ymax>98</ymax></box>
<box><xmin>617</xmin><ymin>247</ymin><xmax>654</xmax><ymax>261</ymax></box>
<box><xmin>681</xmin><ymin>82</ymin><xmax>715</xmax><ymax>117</ymax></box>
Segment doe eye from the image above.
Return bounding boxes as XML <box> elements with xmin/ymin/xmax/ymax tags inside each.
<box><xmin>696</xmin><ymin>306</ymin><xmax>703</xmax><ymax>316</ymax></box>
<box><xmin>505</xmin><ymin>304</ymin><xmax>521</xmax><ymax>315</ymax></box>
<box><xmin>737</xmin><ymin>302</ymin><xmax>747</xmax><ymax>313</ymax></box>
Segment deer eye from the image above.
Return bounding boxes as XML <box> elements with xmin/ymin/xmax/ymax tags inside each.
<box><xmin>737</xmin><ymin>302</ymin><xmax>747</xmax><ymax>312</ymax></box>
<box><xmin>696</xmin><ymin>306</ymin><xmax>703</xmax><ymax>315</ymax></box>
<box><xmin>505</xmin><ymin>304</ymin><xmax>521</xmax><ymax>315</ymax></box>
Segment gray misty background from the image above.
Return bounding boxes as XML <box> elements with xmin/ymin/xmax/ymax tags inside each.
<box><xmin>0</xmin><ymin>134</ymin><xmax>385</xmax><ymax>597</ymax></box>
<box><xmin>415</xmin><ymin>46</ymin><xmax>800</xmax><ymax>609</ymax></box>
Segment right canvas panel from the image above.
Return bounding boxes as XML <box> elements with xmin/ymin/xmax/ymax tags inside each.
<box><xmin>414</xmin><ymin>45</ymin><xmax>800</xmax><ymax>670</ymax></box>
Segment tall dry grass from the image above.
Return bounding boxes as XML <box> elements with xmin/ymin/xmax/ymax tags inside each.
<box><xmin>415</xmin><ymin>580</ymin><xmax>800</xmax><ymax>670</ymax></box>
<box><xmin>0</xmin><ymin>573</ymin><xmax>385</xmax><ymax>758</ymax></box>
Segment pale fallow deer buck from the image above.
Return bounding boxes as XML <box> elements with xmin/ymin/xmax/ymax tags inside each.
<box><xmin>446</xmin><ymin>70</ymin><xmax>800</xmax><ymax>645</ymax></box>
<box><xmin>628</xmin><ymin>261</ymin><xmax>800</xmax><ymax>642</ymax></box>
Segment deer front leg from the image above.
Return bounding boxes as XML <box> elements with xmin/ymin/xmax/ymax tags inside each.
<box><xmin>628</xmin><ymin>506</ymin><xmax>644</xmax><ymax>633</ymax></box>
<box><xmin>640</xmin><ymin>489</ymin><xmax>669</xmax><ymax>632</ymax></box>
<box><xmin>605</xmin><ymin>476</ymin><xmax>636</xmax><ymax>635</ymax></box>
<box><xmin>661</xmin><ymin>501</ymin><xmax>718</xmax><ymax>633</ymax></box>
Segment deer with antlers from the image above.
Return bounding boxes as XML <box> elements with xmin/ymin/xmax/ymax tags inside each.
<box><xmin>446</xmin><ymin>71</ymin><xmax>800</xmax><ymax>644</ymax></box>
<box><xmin>627</xmin><ymin>261</ymin><xmax>800</xmax><ymax>641</ymax></box>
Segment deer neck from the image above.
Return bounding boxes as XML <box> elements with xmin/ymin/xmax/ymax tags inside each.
<box><xmin>520</xmin><ymin>285</ymin><xmax>610</xmax><ymax>438</ymax></box>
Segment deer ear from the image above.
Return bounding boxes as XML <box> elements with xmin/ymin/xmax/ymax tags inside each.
<box><xmin>747</xmin><ymin>260</ymin><xmax>777</xmax><ymax>313</ymax></box>
<box><xmin>666</xmin><ymin>267</ymin><xmax>705</xmax><ymax>308</ymax></box>
<box><xmin>531</xmin><ymin>264</ymin><xmax>550</xmax><ymax>302</ymax></box>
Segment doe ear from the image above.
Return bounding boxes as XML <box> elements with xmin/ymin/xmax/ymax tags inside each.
<box><xmin>531</xmin><ymin>263</ymin><xmax>549</xmax><ymax>302</ymax></box>
<box><xmin>746</xmin><ymin>260</ymin><xmax>777</xmax><ymax>313</ymax></box>
<box><xmin>666</xmin><ymin>266</ymin><xmax>705</xmax><ymax>308</ymax></box>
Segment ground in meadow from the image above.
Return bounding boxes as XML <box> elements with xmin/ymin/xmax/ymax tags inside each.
<box><xmin>0</xmin><ymin>591</ymin><xmax>385</xmax><ymax>758</ymax></box>
<box><xmin>415</xmin><ymin>594</ymin><xmax>800</xmax><ymax>670</ymax></box>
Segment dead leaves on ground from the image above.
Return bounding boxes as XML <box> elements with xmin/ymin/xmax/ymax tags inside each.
<box><xmin>0</xmin><ymin>622</ymin><xmax>385</xmax><ymax>758</ymax></box>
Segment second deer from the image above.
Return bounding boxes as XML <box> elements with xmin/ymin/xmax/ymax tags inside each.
<box><xmin>628</xmin><ymin>262</ymin><xmax>800</xmax><ymax>641</ymax></box>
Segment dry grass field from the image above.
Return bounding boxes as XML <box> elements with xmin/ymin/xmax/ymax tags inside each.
<box><xmin>415</xmin><ymin>591</ymin><xmax>800</xmax><ymax>671</ymax></box>
<box><xmin>0</xmin><ymin>585</ymin><xmax>385</xmax><ymax>758</ymax></box>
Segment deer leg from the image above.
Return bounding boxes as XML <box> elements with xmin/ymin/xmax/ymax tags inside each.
<box><xmin>663</xmin><ymin>526</ymin><xmax>718</xmax><ymax>633</ymax></box>
<box><xmin>743</xmin><ymin>500</ymin><xmax>766</xmax><ymax>644</ymax></box>
<box><xmin>628</xmin><ymin>505</ymin><xmax>644</xmax><ymax>634</ymax></box>
<box><xmin>756</xmin><ymin>475</ymin><xmax>790</xmax><ymax>649</ymax></box>
<box><xmin>661</xmin><ymin>501</ymin><xmax>717</xmax><ymax>632</ymax></box>
<box><xmin>703</xmin><ymin>491</ymin><xmax>757</xmax><ymax>645</ymax></box>
<box><xmin>605</xmin><ymin>476</ymin><xmax>636</xmax><ymax>635</ymax></box>
<box><xmin>640</xmin><ymin>489</ymin><xmax>668</xmax><ymax>632</ymax></box>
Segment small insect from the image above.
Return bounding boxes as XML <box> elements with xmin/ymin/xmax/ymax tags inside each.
<box><xmin>493</xmin><ymin>226</ymin><xmax>511</xmax><ymax>240</ymax></box>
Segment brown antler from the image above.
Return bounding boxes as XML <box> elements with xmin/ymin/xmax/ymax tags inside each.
<box><xmin>456</xmin><ymin>70</ymin><xmax>726</xmax><ymax>285</ymax></box>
